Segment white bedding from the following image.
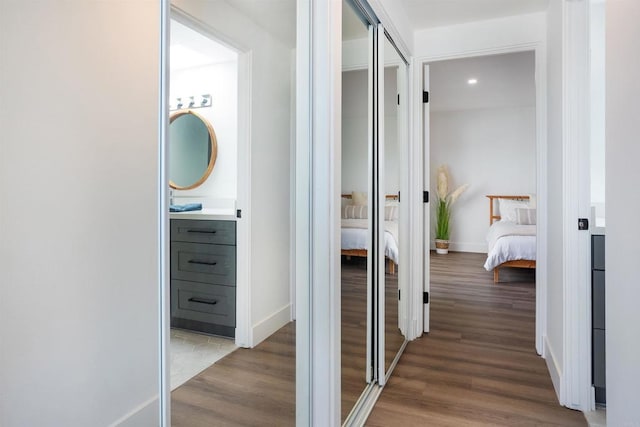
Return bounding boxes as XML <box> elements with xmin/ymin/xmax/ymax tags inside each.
<box><xmin>484</xmin><ymin>221</ymin><xmax>536</xmax><ymax>271</ymax></box>
<box><xmin>341</xmin><ymin>219</ymin><xmax>399</xmax><ymax>264</ymax></box>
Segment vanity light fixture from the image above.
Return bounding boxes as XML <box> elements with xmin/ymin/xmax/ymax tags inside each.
<box><xmin>170</xmin><ymin>94</ymin><xmax>212</xmax><ymax>111</ymax></box>
<box><xmin>467</xmin><ymin>78</ymin><xmax>478</xmax><ymax>85</ymax></box>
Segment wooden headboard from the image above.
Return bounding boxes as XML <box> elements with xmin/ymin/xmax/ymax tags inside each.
<box><xmin>486</xmin><ymin>195</ymin><xmax>530</xmax><ymax>225</ymax></box>
<box><xmin>342</xmin><ymin>194</ymin><xmax>399</xmax><ymax>201</ymax></box>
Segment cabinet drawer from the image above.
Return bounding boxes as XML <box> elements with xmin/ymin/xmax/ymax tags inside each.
<box><xmin>593</xmin><ymin>329</ymin><xmax>606</xmax><ymax>388</ymax></box>
<box><xmin>171</xmin><ymin>219</ymin><xmax>236</xmax><ymax>245</ymax></box>
<box><xmin>592</xmin><ymin>235</ymin><xmax>605</xmax><ymax>270</ymax></box>
<box><xmin>593</xmin><ymin>270</ymin><xmax>605</xmax><ymax>330</ymax></box>
<box><xmin>171</xmin><ymin>242</ymin><xmax>236</xmax><ymax>285</ymax></box>
<box><xmin>171</xmin><ymin>280</ymin><xmax>236</xmax><ymax>327</ymax></box>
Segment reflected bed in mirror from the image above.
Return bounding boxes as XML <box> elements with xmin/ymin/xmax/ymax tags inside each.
<box><xmin>169</xmin><ymin>109</ymin><xmax>217</xmax><ymax>190</ymax></box>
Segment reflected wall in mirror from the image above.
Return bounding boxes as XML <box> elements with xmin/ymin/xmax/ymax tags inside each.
<box><xmin>169</xmin><ymin>109</ymin><xmax>218</xmax><ymax>190</ymax></box>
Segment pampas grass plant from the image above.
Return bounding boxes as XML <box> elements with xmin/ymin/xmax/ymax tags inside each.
<box><xmin>435</xmin><ymin>165</ymin><xmax>469</xmax><ymax>241</ymax></box>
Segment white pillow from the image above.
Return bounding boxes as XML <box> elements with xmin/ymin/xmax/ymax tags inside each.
<box><xmin>499</xmin><ymin>199</ymin><xmax>530</xmax><ymax>222</ymax></box>
<box><xmin>342</xmin><ymin>205</ymin><xmax>368</xmax><ymax>219</ymax></box>
<box><xmin>516</xmin><ymin>208</ymin><xmax>537</xmax><ymax>225</ymax></box>
<box><xmin>352</xmin><ymin>191</ymin><xmax>368</xmax><ymax>206</ymax></box>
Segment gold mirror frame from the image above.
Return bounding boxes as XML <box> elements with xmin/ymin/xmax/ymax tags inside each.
<box><xmin>169</xmin><ymin>109</ymin><xmax>218</xmax><ymax>190</ymax></box>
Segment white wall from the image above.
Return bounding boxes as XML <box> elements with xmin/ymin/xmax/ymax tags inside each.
<box><xmin>430</xmin><ymin>106</ymin><xmax>536</xmax><ymax>252</ymax></box>
<box><xmin>171</xmin><ymin>60</ymin><xmax>238</xmax><ymax>204</ymax></box>
<box><xmin>342</xmin><ymin>68</ymin><xmax>398</xmax><ymax>195</ymax></box>
<box><xmin>0</xmin><ymin>2</ymin><xmax>160</xmax><ymax>426</ymax></box>
<box><xmin>590</xmin><ymin>1</ymin><xmax>606</xmax><ymax>222</ymax></box>
<box><xmin>545</xmin><ymin>0</ymin><xmax>565</xmax><ymax>395</ymax></box>
<box><xmin>172</xmin><ymin>0</ymin><xmax>293</xmax><ymax>345</ymax></box>
<box><xmin>413</xmin><ymin>12</ymin><xmax>546</xmax><ymax>60</ymax></box>
<box><xmin>606</xmin><ymin>1</ymin><xmax>640</xmax><ymax>424</ymax></box>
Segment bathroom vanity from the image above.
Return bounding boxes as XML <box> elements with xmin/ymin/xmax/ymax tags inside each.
<box><xmin>169</xmin><ymin>211</ymin><xmax>237</xmax><ymax>338</ymax></box>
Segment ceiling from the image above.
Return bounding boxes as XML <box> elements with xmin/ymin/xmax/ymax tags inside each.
<box><xmin>429</xmin><ymin>51</ymin><xmax>535</xmax><ymax>112</ymax></box>
<box><xmin>228</xmin><ymin>0</ymin><xmax>297</xmax><ymax>47</ymax></box>
<box><xmin>220</xmin><ymin>0</ymin><xmax>549</xmax><ymax>47</ymax></box>
<box><xmin>401</xmin><ymin>0</ymin><xmax>549</xmax><ymax>29</ymax></box>
<box><xmin>170</xmin><ymin>20</ymin><xmax>237</xmax><ymax>71</ymax></box>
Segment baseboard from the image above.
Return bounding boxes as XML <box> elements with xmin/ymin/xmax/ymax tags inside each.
<box><xmin>544</xmin><ymin>335</ymin><xmax>564</xmax><ymax>405</ymax></box>
<box><xmin>429</xmin><ymin>240</ymin><xmax>487</xmax><ymax>253</ymax></box>
<box><xmin>109</xmin><ymin>395</ymin><xmax>159</xmax><ymax>427</ymax></box>
<box><xmin>252</xmin><ymin>303</ymin><xmax>291</xmax><ymax>347</ymax></box>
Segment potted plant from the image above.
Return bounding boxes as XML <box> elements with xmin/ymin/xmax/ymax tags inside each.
<box><xmin>435</xmin><ymin>165</ymin><xmax>469</xmax><ymax>254</ymax></box>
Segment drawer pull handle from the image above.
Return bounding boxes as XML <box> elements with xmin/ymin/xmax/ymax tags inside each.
<box><xmin>188</xmin><ymin>297</ymin><xmax>218</xmax><ymax>305</ymax></box>
<box><xmin>186</xmin><ymin>229</ymin><xmax>217</xmax><ymax>234</ymax></box>
<box><xmin>188</xmin><ymin>260</ymin><xmax>217</xmax><ymax>266</ymax></box>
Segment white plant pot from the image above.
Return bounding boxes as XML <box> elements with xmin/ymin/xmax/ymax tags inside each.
<box><xmin>435</xmin><ymin>239</ymin><xmax>449</xmax><ymax>255</ymax></box>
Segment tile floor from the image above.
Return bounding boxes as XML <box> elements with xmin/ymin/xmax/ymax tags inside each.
<box><xmin>584</xmin><ymin>407</ymin><xmax>607</xmax><ymax>427</ymax></box>
<box><xmin>170</xmin><ymin>328</ymin><xmax>237</xmax><ymax>390</ymax></box>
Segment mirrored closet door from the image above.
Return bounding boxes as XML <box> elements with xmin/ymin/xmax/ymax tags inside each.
<box><xmin>379</xmin><ymin>33</ymin><xmax>409</xmax><ymax>382</ymax></box>
<box><xmin>166</xmin><ymin>2</ymin><xmax>298</xmax><ymax>425</ymax></box>
<box><xmin>341</xmin><ymin>0</ymin><xmax>375</xmax><ymax>422</ymax></box>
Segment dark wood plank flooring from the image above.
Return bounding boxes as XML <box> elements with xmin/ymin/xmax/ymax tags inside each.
<box><xmin>366</xmin><ymin>251</ymin><xmax>587</xmax><ymax>426</ymax></box>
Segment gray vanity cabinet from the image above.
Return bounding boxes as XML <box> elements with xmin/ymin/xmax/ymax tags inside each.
<box><xmin>170</xmin><ymin>219</ymin><xmax>236</xmax><ymax>338</ymax></box>
<box><xmin>592</xmin><ymin>234</ymin><xmax>606</xmax><ymax>404</ymax></box>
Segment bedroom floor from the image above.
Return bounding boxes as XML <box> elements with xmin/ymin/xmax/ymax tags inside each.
<box><xmin>367</xmin><ymin>251</ymin><xmax>588</xmax><ymax>426</ymax></box>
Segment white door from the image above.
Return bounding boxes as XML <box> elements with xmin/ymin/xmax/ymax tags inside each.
<box><xmin>422</xmin><ymin>64</ymin><xmax>431</xmax><ymax>333</ymax></box>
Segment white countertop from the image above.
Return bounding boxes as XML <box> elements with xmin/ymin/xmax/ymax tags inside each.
<box><xmin>169</xmin><ymin>208</ymin><xmax>236</xmax><ymax>221</ymax></box>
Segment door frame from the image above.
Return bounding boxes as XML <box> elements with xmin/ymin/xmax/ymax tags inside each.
<box><xmin>411</xmin><ymin>41</ymin><xmax>548</xmax><ymax>352</ymax></box>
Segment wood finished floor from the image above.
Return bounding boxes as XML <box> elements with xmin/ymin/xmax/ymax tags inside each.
<box><xmin>172</xmin><ymin>260</ymin><xmax>400</xmax><ymax>426</ymax></box>
<box><xmin>366</xmin><ymin>251</ymin><xmax>587</xmax><ymax>427</ymax></box>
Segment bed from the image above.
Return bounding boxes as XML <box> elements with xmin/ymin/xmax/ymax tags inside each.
<box><xmin>341</xmin><ymin>194</ymin><xmax>399</xmax><ymax>274</ymax></box>
<box><xmin>483</xmin><ymin>195</ymin><xmax>536</xmax><ymax>283</ymax></box>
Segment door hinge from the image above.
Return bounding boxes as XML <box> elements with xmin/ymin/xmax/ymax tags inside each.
<box><xmin>423</xmin><ymin>291</ymin><xmax>429</xmax><ymax>304</ymax></box>
<box><xmin>397</xmin><ymin>94</ymin><xmax>400</xmax><ymax>105</ymax></box>
<box><xmin>398</xmin><ymin>289</ymin><xmax>401</xmax><ymax>300</ymax></box>
<box><xmin>423</xmin><ymin>191</ymin><xmax>429</xmax><ymax>203</ymax></box>
<box><xmin>423</xmin><ymin>91</ymin><xmax>429</xmax><ymax>103</ymax></box>
<box><xmin>398</xmin><ymin>191</ymin><xmax>401</xmax><ymax>202</ymax></box>
<box><xmin>578</xmin><ymin>218</ymin><xmax>589</xmax><ymax>230</ymax></box>
<box><xmin>236</xmin><ymin>209</ymin><xmax>242</xmax><ymax>218</ymax></box>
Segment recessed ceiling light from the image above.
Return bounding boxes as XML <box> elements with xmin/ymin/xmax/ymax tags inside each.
<box><xmin>467</xmin><ymin>78</ymin><xmax>478</xmax><ymax>85</ymax></box>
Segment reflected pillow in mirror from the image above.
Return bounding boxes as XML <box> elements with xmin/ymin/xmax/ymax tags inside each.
<box><xmin>352</xmin><ymin>191</ymin><xmax>368</xmax><ymax>206</ymax></box>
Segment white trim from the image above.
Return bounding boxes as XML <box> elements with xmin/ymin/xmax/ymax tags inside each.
<box><xmin>412</xmin><ymin>42</ymin><xmax>548</xmax><ymax>355</ymax></box>
<box><xmin>252</xmin><ymin>304</ymin><xmax>292</xmax><ymax>346</ymax></box>
<box><xmin>289</xmin><ymin>48</ymin><xmax>297</xmax><ymax>321</ymax></box>
<box><xmin>111</xmin><ymin>396</ymin><xmax>159</xmax><ymax>427</ymax></box>
<box><xmin>376</xmin><ymin>23</ymin><xmax>387</xmax><ymax>386</ymax></box>
<box><xmin>406</xmin><ymin>58</ymin><xmax>424</xmax><ymax>341</ymax></box>
<box><xmin>305</xmin><ymin>1</ymin><xmax>342</xmax><ymax>424</ymax></box>
<box><xmin>344</xmin><ymin>385</ymin><xmax>384</xmax><ymax>427</ymax></box>
<box><xmin>545</xmin><ymin>335</ymin><xmax>564</xmax><ymax>403</ymax></box>
<box><xmin>561</xmin><ymin>0</ymin><xmax>593</xmax><ymax>411</ymax></box>
<box><xmin>235</xmin><ymin>50</ymin><xmax>252</xmax><ymax>348</ymax></box>
<box><xmin>295</xmin><ymin>0</ymin><xmax>312</xmax><ymax>423</ymax></box>
<box><xmin>158</xmin><ymin>1</ymin><xmax>170</xmax><ymax>425</ymax></box>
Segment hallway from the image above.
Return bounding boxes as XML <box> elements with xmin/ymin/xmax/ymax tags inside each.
<box><xmin>367</xmin><ymin>252</ymin><xmax>586</xmax><ymax>426</ymax></box>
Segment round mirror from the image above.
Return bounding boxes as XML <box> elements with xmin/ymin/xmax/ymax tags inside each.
<box><xmin>169</xmin><ymin>109</ymin><xmax>218</xmax><ymax>190</ymax></box>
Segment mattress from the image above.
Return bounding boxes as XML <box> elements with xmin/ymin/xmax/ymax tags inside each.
<box><xmin>484</xmin><ymin>221</ymin><xmax>536</xmax><ymax>271</ymax></box>
<box><xmin>341</xmin><ymin>219</ymin><xmax>399</xmax><ymax>264</ymax></box>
